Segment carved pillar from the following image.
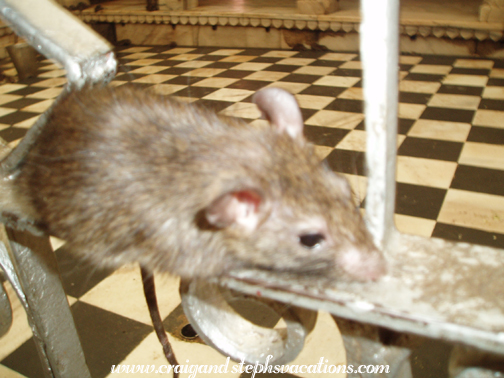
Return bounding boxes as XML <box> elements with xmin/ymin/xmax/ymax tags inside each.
<box><xmin>480</xmin><ymin>0</ymin><xmax>504</xmax><ymax>22</ymax></box>
<box><xmin>159</xmin><ymin>0</ymin><xmax>198</xmax><ymax>11</ymax></box>
<box><xmin>297</xmin><ymin>0</ymin><xmax>339</xmax><ymax>15</ymax></box>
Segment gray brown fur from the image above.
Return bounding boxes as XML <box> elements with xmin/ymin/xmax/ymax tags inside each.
<box><xmin>8</xmin><ymin>85</ymin><xmax>385</xmax><ymax>281</ymax></box>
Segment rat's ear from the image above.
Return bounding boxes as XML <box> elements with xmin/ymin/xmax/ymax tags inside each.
<box><xmin>252</xmin><ymin>87</ymin><xmax>304</xmax><ymax>140</ymax></box>
<box><xmin>205</xmin><ymin>190</ymin><xmax>262</xmax><ymax>232</ymax></box>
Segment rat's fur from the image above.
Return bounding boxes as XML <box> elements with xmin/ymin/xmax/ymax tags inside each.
<box><xmin>6</xmin><ymin>85</ymin><xmax>385</xmax><ymax>281</ymax></box>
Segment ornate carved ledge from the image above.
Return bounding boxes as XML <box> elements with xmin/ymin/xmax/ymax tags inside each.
<box><xmin>76</xmin><ymin>11</ymin><xmax>504</xmax><ymax>42</ymax></box>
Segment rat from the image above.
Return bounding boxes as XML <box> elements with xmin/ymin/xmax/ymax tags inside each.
<box><xmin>0</xmin><ymin>84</ymin><xmax>386</xmax><ymax>282</ymax></box>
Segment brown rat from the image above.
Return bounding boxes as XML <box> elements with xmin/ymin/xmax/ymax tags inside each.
<box><xmin>2</xmin><ymin>85</ymin><xmax>385</xmax><ymax>282</ymax></box>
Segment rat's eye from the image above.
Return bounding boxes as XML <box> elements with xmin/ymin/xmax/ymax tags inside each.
<box><xmin>299</xmin><ymin>233</ymin><xmax>325</xmax><ymax>249</ymax></box>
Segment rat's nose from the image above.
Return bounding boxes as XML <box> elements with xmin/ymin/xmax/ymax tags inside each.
<box><xmin>337</xmin><ymin>246</ymin><xmax>387</xmax><ymax>281</ymax></box>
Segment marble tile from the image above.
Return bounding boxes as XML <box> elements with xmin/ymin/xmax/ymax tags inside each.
<box><xmin>0</xmin><ymin>94</ymin><xmax>22</xmax><ymax>105</ymax></box>
<box><xmin>489</xmin><ymin>68</ymin><xmax>504</xmax><ymax>78</ymax></box>
<box><xmin>2</xmin><ymin>68</ymin><xmax>16</xmax><ymax>77</ymax></box>
<box><xmin>181</xmin><ymin>68</ymin><xmax>226</xmax><ymax>77</ymax></box>
<box><xmin>175</xmin><ymin>61</ymin><xmax>214</xmax><ymax>69</ymax></box>
<box><xmin>326</xmin><ymin>149</ymin><xmax>366</xmax><ymax>176</ymax></box>
<box><xmin>314</xmin><ymin>145</ymin><xmax>334</xmax><ymax>160</ymax></box>
<box><xmin>203</xmin><ymin>88</ymin><xmax>255</xmax><ymax>102</ymax></box>
<box><xmin>219</xmin><ymin>55</ymin><xmax>256</xmax><ymax>62</ymax></box>
<box><xmin>421</xmin><ymin>106</ymin><xmax>475</xmax><ymax>123</ymax></box>
<box><xmin>49</xmin><ymin>236</ymin><xmax>65</xmax><ymax>250</ymax></box>
<box><xmin>279</xmin><ymin>73</ymin><xmax>319</xmax><ymax>84</ymax></box>
<box><xmin>467</xmin><ymin>126</ymin><xmax>504</xmax><ymax>145</ymax></box>
<box><xmin>20</xmin><ymin>99</ymin><xmax>54</xmax><ymax>114</ymax></box>
<box><xmin>337</xmin><ymin>87</ymin><xmax>363</xmax><ymax>101</ymax></box>
<box><xmin>404</xmin><ymin>73</ymin><xmax>445</xmax><ymax>82</ymax></box>
<box><xmin>395</xmin><ymin>182</ymin><xmax>446</xmax><ymax>220</ymax></box>
<box><xmin>295</xmin><ymin>94</ymin><xmax>335</xmax><ymax>110</ymax></box>
<box><xmin>482</xmin><ymin>86</ymin><xmax>504</xmax><ymax>100</ymax></box>
<box><xmin>132</xmin><ymin>74</ymin><xmax>177</xmax><ymax>84</ymax></box>
<box><xmin>129</xmin><ymin>66</ymin><xmax>173</xmax><ymax>74</ymax></box>
<box><xmin>301</xmin><ymin>85</ymin><xmax>346</xmax><ymax>97</ymax></box>
<box><xmin>399</xmin><ymin>56</ymin><xmax>423</xmax><ymax>65</ymax></box>
<box><xmin>319</xmin><ymin>53</ymin><xmax>358</xmax><ymax>61</ymax></box>
<box><xmin>443</xmin><ymin>74</ymin><xmax>488</xmax><ymax>87</ymax></box>
<box><xmin>399</xmin><ymin>80</ymin><xmax>441</xmax><ymax>94</ymax></box>
<box><xmin>261</xmin><ymin>50</ymin><xmax>298</xmax><ymax>58</ymax></box>
<box><xmin>172</xmin><ymin>96</ymin><xmax>199</xmax><ymax>103</ymax></box>
<box><xmin>25</xmin><ymin>87</ymin><xmax>63</xmax><ymax>99</ymax></box>
<box><xmin>338</xmin><ymin>61</ymin><xmax>362</xmax><ymax>70</ymax></box>
<box><xmin>276</xmin><ymin>58</ymin><xmax>316</xmax><ymax>66</ymax></box>
<box><xmin>336</xmin><ymin>129</ymin><xmax>366</xmax><ymax>151</ymax></box>
<box><xmin>168</xmin><ymin>54</ymin><xmax>204</xmax><ymax>61</ymax></box>
<box><xmin>479</xmin><ymin>98</ymin><xmax>504</xmax><ymax>110</ymax></box>
<box><xmin>227</xmin><ymin>79</ymin><xmax>267</xmax><ymax>91</ymax></box>
<box><xmin>313</xmin><ymin>75</ymin><xmax>361</xmax><ymax>88</ymax></box>
<box><xmin>125</xmin><ymin>59</ymin><xmax>164</xmax><ymax>67</ymax></box>
<box><xmin>394</xmin><ymin>214</ymin><xmax>436</xmax><ymax>238</ymax></box>
<box><xmin>219</xmin><ymin>102</ymin><xmax>261</xmax><ymax>119</ymax></box>
<box><xmin>473</xmin><ymin>109</ymin><xmax>504</xmax><ymax>129</ymax></box>
<box><xmin>305</xmin><ymin>110</ymin><xmax>364</xmax><ymax>129</ymax></box>
<box><xmin>120</xmin><ymin>46</ymin><xmax>157</xmax><ymax>53</ymax></box>
<box><xmin>38</xmin><ymin>63</ymin><xmax>63</xmax><ymax>71</ymax></box>
<box><xmin>454</xmin><ymin>59</ymin><xmax>494</xmax><ymax>69</ymax></box>
<box><xmin>399</xmin><ymin>71</ymin><xmax>409</xmax><ymax>80</ymax></box>
<box><xmin>293</xmin><ymin>66</ymin><xmax>336</xmax><ymax>76</ymax></box>
<box><xmin>37</xmin><ymin>69</ymin><xmax>66</xmax><ymax>78</ymax></box>
<box><xmin>7</xmin><ymin>139</ymin><xmax>20</xmax><ymax>149</ymax></box>
<box><xmin>427</xmin><ymin>93</ymin><xmax>480</xmax><ymax>110</ymax></box>
<box><xmin>451</xmin><ymin>165</ymin><xmax>504</xmax><ymax>196</ymax></box>
<box><xmin>325</xmin><ymin>98</ymin><xmax>363</xmax><ymax>113</ymax></box>
<box><xmin>208</xmin><ymin>49</ymin><xmax>244</xmax><ymax>56</ymax></box>
<box><xmin>398</xmin><ymin>103</ymin><xmax>426</xmax><ymax>119</ymax></box>
<box><xmin>264</xmin><ymin>82</ymin><xmax>310</xmax><ymax>94</ymax></box>
<box><xmin>0</xmin><ymin>84</ymin><xmax>27</xmax><ymax>94</ymax></box>
<box><xmin>31</xmin><ymin>78</ymin><xmax>67</xmax><ymax>88</ymax></box>
<box><xmin>407</xmin><ymin>119</ymin><xmax>471</xmax><ymax>142</ymax></box>
<box><xmin>398</xmin><ymin>137</ymin><xmax>463</xmax><ymax>162</ymax></box>
<box><xmin>0</xmin><ymin>107</ymin><xmax>17</xmax><ymax>118</ymax></box>
<box><xmin>341</xmin><ymin>173</ymin><xmax>367</xmax><ymax>206</ymax></box>
<box><xmin>304</xmin><ymin>125</ymin><xmax>349</xmax><ymax>147</ymax></box>
<box><xmin>230</xmin><ymin>62</ymin><xmax>272</xmax><ymax>71</ymax></box>
<box><xmin>451</xmin><ymin>67</ymin><xmax>491</xmax><ymax>76</ymax></box>
<box><xmin>192</xmin><ymin>77</ymin><xmax>238</xmax><ymax>88</ymax></box>
<box><xmin>432</xmin><ymin>222</ymin><xmax>504</xmax><ymax>249</ymax></box>
<box><xmin>437</xmin><ymin>84</ymin><xmax>484</xmax><ymax>96</ymax></box>
<box><xmin>121</xmin><ymin>52</ymin><xmax>160</xmax><ymax>60</ymax></box>
<box><xmin>399</xmin><ymin>92</ymin><xmax>431</xmax><ymax>105</ymax></box>
<box><xmin>79</xmin><ymin>266</ymin><xmax>180</xmax><ymax>325</ymax></box>
<box><xmin>397</xmin><ymin>155</ymin><xmax>457</xmax><ymax>188</ymax></box>
<box><xmin>437</xmin><ymin>189</ymin><xmax>504</xmax><ymax>234</ymax></box>
<box><xmin>0</xmin><ymin>364</ymin><xmax>27</xmax><ymax>378</ymax></box>
<box><xmin>150</xmin><ymin>84</ymin><xmax>187</xmax><ymax>95</ymax></box>
<box><xmin>410</xmin><ymin>64</ymin><xmax>452</xmax><ymax>75</ymax></box>
<box><xmin>108</xmin><ymin>80</ymin><xmax>127</xmax><ymax>87</ymax></box>
<box><xmin>243</xmin><ymin>71</ymin><xmax>289</xmax><ymax>81</ymax></box>
<box><xmin>458</xmin><ymin>142</ymin><xmax>504</xmax><ymax>171</ymax></box>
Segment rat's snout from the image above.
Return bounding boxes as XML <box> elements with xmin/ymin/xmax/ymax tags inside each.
<box><xmin>337</xmin><ymin>245</ymin><xmax>387</xmax><ymax>281</ymax></box>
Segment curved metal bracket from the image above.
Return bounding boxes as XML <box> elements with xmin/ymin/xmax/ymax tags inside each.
<box><xmin>0</xmin><ymin>280</ymin><xmax>12</xmax><ymax>338</ymax></box>
<box><xmin>180</xmin><ymin>279</ymin><xmax>317</xmax><ymax>365</ymax></box>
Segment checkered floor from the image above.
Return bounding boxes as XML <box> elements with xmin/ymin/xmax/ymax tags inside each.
<box><xmin>1</xmin><ymin>45</ymin><xmax>503</xmax><ymax>378</ymax></box>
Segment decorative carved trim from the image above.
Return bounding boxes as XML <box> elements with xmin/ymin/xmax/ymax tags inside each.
<box><xmin>76</xmin><ymin>12</ymin><xmax>504</xmax><ymax>41</ymax></box>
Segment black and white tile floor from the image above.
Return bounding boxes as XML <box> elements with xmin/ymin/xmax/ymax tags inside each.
<box><xmin>0</xmin><ymin>45</ymin><xmax>503</xmax><ymax>378</ymax></box>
